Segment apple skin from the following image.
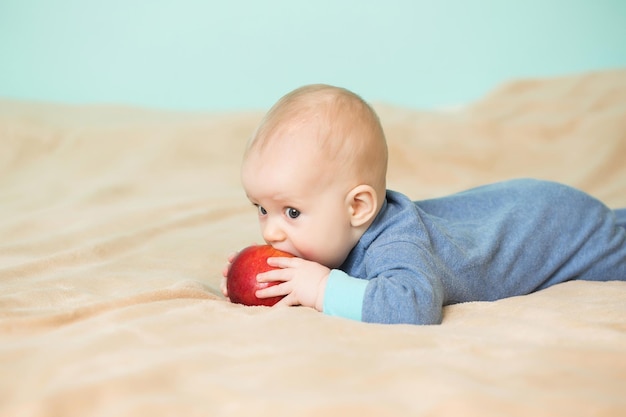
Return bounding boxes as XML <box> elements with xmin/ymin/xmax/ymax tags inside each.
<box><xmin>227</xmin><ymin>245</ymin><xmax>294</xmax><ymax>306</ymax></box>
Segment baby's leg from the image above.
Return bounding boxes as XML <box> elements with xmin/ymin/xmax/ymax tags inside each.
<box><xmin>532</xmin><ymin>183</ymin><xmax>626</xmax><ymax>284</ymax></box>
<box><xmin>574</xmin><ymin>203</ymin><xmax>626</xmax><ymax>282</ymax></box>
<box><xmin>614</xmin><ymin>208</ymin><xmax>626</xmax><ymax>229</ymax></box>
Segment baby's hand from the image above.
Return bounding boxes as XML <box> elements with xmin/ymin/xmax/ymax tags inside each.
<box><xmin>255</xmin><ymin>257</ymin><xmax>330</xmax><ymax>311</ymax></box>
<box><xmin>220</xmin><ymin>251</ymin><xmax>238</xmax><ymax>299</ymax></box>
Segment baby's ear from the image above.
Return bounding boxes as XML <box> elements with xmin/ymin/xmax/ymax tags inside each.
<box><xmin>347</xmin><ymin>185</ymin><xmax>378</xmax><ymax>228</ymax></box>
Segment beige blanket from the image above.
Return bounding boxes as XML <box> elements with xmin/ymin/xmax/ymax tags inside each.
<box><xmin>1</xmin><ymin>70</ymin><xmax>625</xmax><ymax>416</ymax></box>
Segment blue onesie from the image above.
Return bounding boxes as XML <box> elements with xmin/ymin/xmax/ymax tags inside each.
<box><xmin>323</xmin><ymin>179</ymin><xmax>626</xmax><ymax>325</ymax></box>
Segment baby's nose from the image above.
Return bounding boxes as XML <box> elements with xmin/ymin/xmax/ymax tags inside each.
<box><xmin>262</xmin><ymin>221</ymin><xmax>286</xmax><ymax>244</ymax></box>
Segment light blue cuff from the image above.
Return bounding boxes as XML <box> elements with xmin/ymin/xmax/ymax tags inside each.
<box><xmin>323</xmin><ymin>269</ymin><xmax>368</xmax><ymax>321</ymax></box>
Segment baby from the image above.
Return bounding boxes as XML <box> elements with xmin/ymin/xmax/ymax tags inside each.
<box><xmin>222</xmin><ymin>84</ymin><xmax>626</xmax><ymax>325</ymax></box>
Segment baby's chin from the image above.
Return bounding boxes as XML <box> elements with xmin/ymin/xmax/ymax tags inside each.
<box><xmin>302</xmin><ymin>253</ymin><xmax>345</xmax><ymax>269</ymax></box>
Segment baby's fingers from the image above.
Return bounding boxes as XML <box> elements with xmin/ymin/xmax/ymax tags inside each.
<box><xmin>255</xmin><ymin>281</ymin><xmax>290</xmax><ymax>299</ymax></box>
<box><xmin>227</xmin><ymin>250</ymin><xmax>239</xmax><ymax>263</ymax></box>
<box><xmin>266</xmin><ymin>256</ymin><xmax>299</xmax><ymax>268</ymax></box>
<box><xmin>256</xmin><ymin>268</ymin><xmax>292</xmax><ymax>283</ymax></box>
<box><xmin>220</xmin><ymin>276</ymin><xmax>229</xmax><ymax>299</ymax></box>
<box><xmin>272</xmin><ymin>292</ymin><xmax>300</xmax><ymax>307</ymax></box>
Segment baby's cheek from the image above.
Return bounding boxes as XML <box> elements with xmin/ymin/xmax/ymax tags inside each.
<box><xmin>301</xmin><ymin>248</ymin><xmax>332</xmax><ymax>268</ymax></box>
<box><xmin>291</xmin><ymin>245</ymin><xmax>316</xmax><ymax>262</ymax></box>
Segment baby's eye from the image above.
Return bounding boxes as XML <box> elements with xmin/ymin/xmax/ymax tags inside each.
<box><xmin>257</xmin><ymin>205</ymin><xmax>267</xmax><ymax>216</ymax></box>
<box><xmin>285</xmin><ymin>207</ymin><xmax>300</xmax><ymax>219</ymax></box>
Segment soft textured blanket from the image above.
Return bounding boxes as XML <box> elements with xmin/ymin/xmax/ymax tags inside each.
<box><xmin>1</xmin><ymin>70</ymin><xmax>625</xmax><ymax>416</ymax></box>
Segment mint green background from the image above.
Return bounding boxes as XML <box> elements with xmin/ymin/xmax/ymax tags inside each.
<box><xmin>1</xmin><ymin>0</ymin><xmax>625</xmax><ymax>111</ymax></box>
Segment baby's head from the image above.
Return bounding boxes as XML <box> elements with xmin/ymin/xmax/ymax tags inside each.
<box><xmin>241</xmin><ymin>84</ymin><xmax>388</xmax><ymax>268</ymax></box>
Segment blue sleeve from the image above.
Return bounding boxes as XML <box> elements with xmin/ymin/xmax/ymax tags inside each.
<box><xmin>360</xmin><ymin>241</ymin><xmax>445</xmax><ymax>325</ymax></box>
<box><xmin>323</xmin><ymin>269</ymin><xmax>368</xmax><ymax>321</ymax></box>
<box><xmin>322</xmin><ymin>243</ymin><xmax>445</xmax><ymax>325</ymax></box>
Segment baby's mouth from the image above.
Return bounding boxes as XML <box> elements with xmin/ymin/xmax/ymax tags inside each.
<box><xmin>269</xmin><ymin>243</ymin><xmax>298</xmax><ymax>258</ymax></box>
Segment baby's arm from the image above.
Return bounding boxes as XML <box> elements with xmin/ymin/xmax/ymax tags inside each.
<box><xmin>255</xmin><ymin>241</ymin><xmax>445</xmax><ymax>325</ymax></box>
<box><xmin>325</xmin><ymin>242</ymin><xmax>446</xmax><ymax>325</ymax></box>
<box><xmin>255</xmin><ymin>257</ymin><xmax>330</xmax><ymax>311</ymax></box>
<box><xmin>256</xmin><ymin>260</ymin><xmax>444</xmax><ymax>325</ymax></box>
<box><xmin>322</xmin><ymin>271</ymin><xmax>444</xmax><ymax>325</ymax></box>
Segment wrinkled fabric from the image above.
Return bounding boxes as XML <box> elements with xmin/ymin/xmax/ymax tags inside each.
<box><xmin>2</xmin><ymin>70</ymin><xmax>626</xmax><ymax>417</ymax></box>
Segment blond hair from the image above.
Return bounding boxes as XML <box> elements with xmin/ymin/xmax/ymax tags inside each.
<box><xmin>245</xmin><ymin>84</ymin><xmax>388</xmax><ymax>198</ymax></box>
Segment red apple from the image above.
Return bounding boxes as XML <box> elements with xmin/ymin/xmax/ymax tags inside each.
<box><xmin>227</xmin><ymin>245</ymin><xmax>294</xmax><ymax>306</ymax></box>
